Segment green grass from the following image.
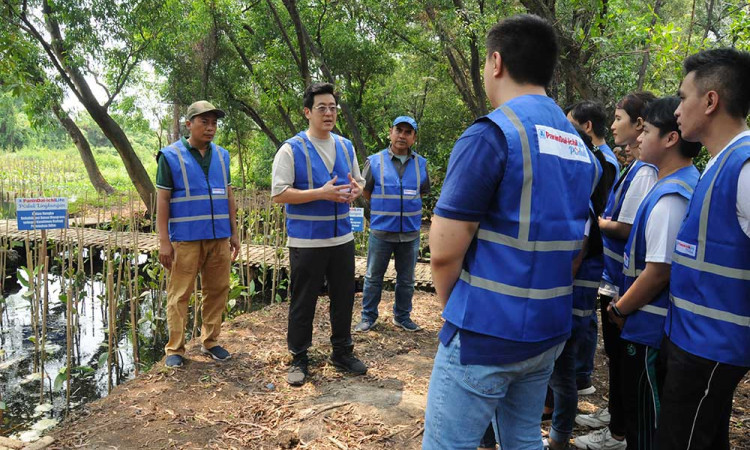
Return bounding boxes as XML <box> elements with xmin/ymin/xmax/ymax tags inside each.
<box><xmin>0</xmin><ymin>142</ymin><xmax>157</xmax><ymax>215</ymax></box>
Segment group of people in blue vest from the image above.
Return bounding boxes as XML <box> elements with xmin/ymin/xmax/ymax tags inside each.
<box><xmin>420</xmin><ymin>14</ymin><xmax>749</xmax><ymax>450</ymax></box>
<box><xmin>157</xmin><ymin>12</ymin><xmax>749</xmax><ymax>450</ymax></box>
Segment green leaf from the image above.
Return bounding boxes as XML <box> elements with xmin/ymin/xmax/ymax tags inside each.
<box><xmin>98</xmin><ymin>352</ymin><xmax>109</xmax><ymax>368</ymax></box>
<box><xmin>0</xmin><ymin>401</ymin><xmax>6</xmax><ymax>410</ymax></box>
<box><xmin>54</xmin><ymin>370</ymin><xmax>67</xmax><ymax>391</ymax></box>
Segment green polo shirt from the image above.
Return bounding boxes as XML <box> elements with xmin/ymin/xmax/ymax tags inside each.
<box><xmin>156</xmin><ymin>137</ymin><xmax>231</xmax><ymax>190</ymax></box>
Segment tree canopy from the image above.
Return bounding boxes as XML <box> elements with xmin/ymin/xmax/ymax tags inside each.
<box><xmin>1</xmin><ymin>0</ymin><xmax>749</xmax><ymax>206</ymax></box>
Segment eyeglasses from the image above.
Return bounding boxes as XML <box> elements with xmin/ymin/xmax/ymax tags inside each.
<box><xmin>313</xmin><ymin>105</ymin><xmax>338</xmax><ymax>114</ymax></box>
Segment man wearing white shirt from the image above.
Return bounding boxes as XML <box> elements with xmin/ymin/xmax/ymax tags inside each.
<box><xmin>606</xmin><ymin>96</ymin><xmax>701</xmax><ymax>448</ymax></box>
<box><xmin>658</xmin><ymin>48</ymin><xmax>750</xmax><ymax>450</ymax></box>
<box><xmin>272</xmin><ymin>82</ymin><xmax>368</xmax><ymax>386</ymax></box>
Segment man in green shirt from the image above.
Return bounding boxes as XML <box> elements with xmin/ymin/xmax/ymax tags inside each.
<box><xmin>156</xmin><ymin>100</ymin><xmax>239</xmax><ymax>368</ymax></box>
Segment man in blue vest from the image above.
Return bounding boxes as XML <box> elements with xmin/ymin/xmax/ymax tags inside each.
<box><xmin>272</xmin><ymin>82</ymin><xmax>368</xmax><ymax>386</ymax></box>
<box><xmin>606</xmin><ymin>96</ymin><xmax>700</xmax><ymax>449</ymax></box>
<box><xmin>354</xmin><ymin>116</ymin><xmax>429</xmax><ymax>333</ymax></box>
<box><xmin>657</xmin><ymin>48</ymin><xmax>750</xmax><ymax>450</ymax></box>
<box><xmin>156</xmin><ymin>101</ymin><xmax>240</xmax><ymax>368</ymax></box>
<box><xmin>565</xmin><ymin>100</ymin><xmax>620</xmax><ymax>396</ymax></box>
<box><xmin>422</xmin><ymin>15</ymin><xmax>597</xmax><ymax>449</ymax></box>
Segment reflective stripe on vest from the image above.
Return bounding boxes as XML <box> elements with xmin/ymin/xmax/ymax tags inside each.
<box><xmin>599</xmin><ymin>143</ymin><xmax>621</xmax><ymax>181</ymax></box>
<box><xmin>623</xmin><ymin>178</ymin><xmax>695</xmax><ymax>278</ymax></box>
<box><xmin>601</xmin><ymin>160</ymin><xmax>656</xmax><ymax>286</ymax></box>
<box><xmin>162</xmin><ymin>141</ymin><xmax>231</xmax><ymax>241</ymax></box>
<box><xmin>284</xmin><ymin>132</ymin><xmax>354</xmax><ymax>241</ymax></box>
<box><xmin>670</xmin><ymin>293</ymin><xmax>750</xmax><ymax>327</ymax></box>
<box><xmin>619</xmin><ymin>166</ymin><xmax>699</xmax><ymax>348</ymax></box>
<box><xmin>667</xmin><ymin>139</ymin><xmax>750</xmax><ymax>366</ymax></box>
<box><xmin>573</xmin><ymin>308</ymin><xmax>596</xmax><ymax>317</ymax></box>
<box><xmin>369</xmin><ymin>149</ymin><xmax>425</xmax><ymax>232</ymax></box>
<box><xmin>442</xmin><ymin>96</ymin><xmax>597</xmax><ymax>344</ymax></box>
<box><xmin>573</xmin><ymin>279</ymin><xmax>600</xmax><ymax>289</ymax></box>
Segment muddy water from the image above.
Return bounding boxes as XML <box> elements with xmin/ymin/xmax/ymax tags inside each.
<box><xmin>0</xmin><ymin>275</ymin><xmax>150</xmax><ymax>441</ymax></box>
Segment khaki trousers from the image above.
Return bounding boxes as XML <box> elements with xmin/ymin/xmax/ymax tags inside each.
<box><xmin>165</xmin><ymin>238</ymin><xmax>230</xmax><ymax>356</ymax></box>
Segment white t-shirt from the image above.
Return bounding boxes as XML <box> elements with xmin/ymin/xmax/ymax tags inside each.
<box><xmin>271</xmin><ymin>135</ymin><xmax>365</xmax><ymax>197</ymax></box>
<box><xmin>271</xmin><ymin>134</ymin><xmax>365</xmax><ymax>248</ymax></box>
<box><xmin>702</xmin><ymin>130</ymin><xmax>750</xmax><ymax>238</ymax></box>
<box><xmin>618</xmin><ymin>165</ymin><xmax>658</xmax><ymax>224</ymax></box>
<box><xmin>644</xmin><ymin>194</ymin><xmax>689</xmax><ymax>264</ymax></box>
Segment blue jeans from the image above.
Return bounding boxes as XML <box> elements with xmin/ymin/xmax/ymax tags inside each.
<box><xmin>548</xmin><ymin>316</ymin><xmax>589</xmax><ymax>443</ymax></box>
<box><xmin>423</xmin><ymin>334</ymin><xmax>564</xmax><ymax>450</ymax></box>
<box><xmin>361</xmin><ymin>234</ymin><xmax>419</xmax><ymax>323</ymax></box>
<box><xmin>575</xmin><ymin>305</ymin><xmax>598</xmax><ymax>387</ymax></box>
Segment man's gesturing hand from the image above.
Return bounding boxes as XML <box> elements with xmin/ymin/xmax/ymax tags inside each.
<box><xmin>347</xmin><ymin>173</ymin><xmax>362</xmax><ymax>201</ymax></box>
<box><xmin>319</xmin><ymin>175</ymin><xmax>351</xmax><ymax>203</ymax></box>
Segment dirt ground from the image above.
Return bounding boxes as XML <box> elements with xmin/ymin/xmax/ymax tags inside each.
<box><xmin>49</xmin><ymin>291</ymin><xmax>749</xmax><ymax>449</ymax></box>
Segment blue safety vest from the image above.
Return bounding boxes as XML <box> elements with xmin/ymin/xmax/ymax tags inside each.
<box><xmin>285</xmin><ymin>132</ymin><xmax>355</xmax><ymax>242</ymax></box>
<box><xmin>666</xmin><ymin>137</ymin><xmax>750</xmax><ymax>367</ymax></box>
<box><xmin>368</xmin><ymin>149</ymin><xmax>427</xmax><ymax>233</ymax></box>
<box><xmin>159</xmin><ymin>140</ymin><xmax>231</xmax><ymax>242</ymax></box>
<box><xmin>442</xmin><ymin>95</ymin><xmax>598</xmax><ymax>343</ymax></box>
<box><xmin>601</xmin><ymin>160</ymin><xmax>657</xmax><ymax>289</ymax></box>
<box><xmin>620</xmin><ymin>165</ymin><xmax>699</xmax><ymax>348</ymax></box>
<box><xmin>598</xmin><ymin>143</ymin><xmax>621</xmax><ymax>183</ymax></box>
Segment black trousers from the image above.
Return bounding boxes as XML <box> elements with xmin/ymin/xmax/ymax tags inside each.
<box><xmin>287</xmin><ymin>241</ymin><xmax>355</xmax><ymax>356</ymax></box>
<box><xmin>599</xmin><ymin>293</ymin><xmax>626</xmax><ymax>436</ymax></box>
<box><xmin>621</xmin><ymin>341</ymin><xmax>664</xmax><ymax>450</ymax></box>
<box><xmin>657</xmin><ymin>337</ymin><xmax>748</xmax><ymax>450</ymax></box>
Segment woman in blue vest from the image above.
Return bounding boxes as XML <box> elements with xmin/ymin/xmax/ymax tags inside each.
<box><xmin>605</xmin><ymin>97</ymin><xmax>701</xmax><ymax>450</ymax></box>
<box><xmin>575</xmin><ymin>92</ymin><xmax>658</xmax><ymax>449</ymax></box>
<box><xmin>658</xmin><ymin>48</ymin><xmax>750</xmax><ymax>450</ymax></box>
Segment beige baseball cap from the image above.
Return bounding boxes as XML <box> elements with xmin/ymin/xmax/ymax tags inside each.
<box><xmin>186</xmin><ymin>101</ymin><xmax>226</xmax><ymax>120</ymax></box>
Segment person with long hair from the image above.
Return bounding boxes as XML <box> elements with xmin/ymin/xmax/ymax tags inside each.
<box><xmin>574</xmin><ymin>92</ymin><xmax>658</xmax><ymax>450</ymax></box>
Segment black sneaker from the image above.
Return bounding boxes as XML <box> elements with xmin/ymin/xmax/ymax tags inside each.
<box><xmin>165</xmin><ymin>354</ymin><xmax>184</xmax><ymax>368</ymax></box>
<box><xmin>353</xmin><ymin>319</ymin><xmax>374</xmax><ymax>333</ymax></box>
<box><xmin>392</xmin><ymin>317</ymin><xmax>422</xmax><ymax>332</ymax></box>
<box><xmin>287</xmin><ymin>357</ymin><xmax>309</xmax><ymax>386</ymax></box>
<box><xmin>330</xmin><ymin>352</ymin><xmax>367</xmax><ymax>375</ymax></box>
<box><xmin>201</xmin><ymin>345</ymin><xmax>231</xmax><ymax>361</ymax></box>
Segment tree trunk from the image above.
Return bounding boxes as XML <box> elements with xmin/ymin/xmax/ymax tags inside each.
<box><xmin>520</xmin><ymin>0</ymin><xmax>604</xmax><ymax>101</ymax></box>
<box><xmin>424</xmin><ymin>4</ymin><xmax>484</xmax><ymax>118</ymax></box>
<box><xmin>636</xmin><ymin>0</ymin><xmax>664</xmax><ymax>91</ymax></box>
<box><xmin>171</xmin><ymin>101</ymin><xmax>181</xmax><ymax>143</ymax></box>
<box><xmin>51</xmin><ymin>103</ymin><xmax>115</xmax><ymax>195</ymax></box>
<box><xmin>281</xmin><ymin>0</ymin><xmax>368</xmax><ymax>161</ymax></box>
<box><xmin>40</xmin><ymin>0</ymin><xmax>156</xmax><ymax>211</ymax></box>
<box><xmin>91</xmin><ymin>107</ymin><xmax>156</xmax><ymax>209</ymax></box>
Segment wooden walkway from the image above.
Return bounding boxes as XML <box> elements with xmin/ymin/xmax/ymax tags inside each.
<box><xmin>0</xmin><ymin>220</ymin><xmax>433</xmax><ymax>288</ymax></box>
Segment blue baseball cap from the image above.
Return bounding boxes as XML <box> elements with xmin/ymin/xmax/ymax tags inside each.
<box><xmin>392</xmin><ymin>116</ymin><xmax>418</xmax><ymax>132</ymax></box>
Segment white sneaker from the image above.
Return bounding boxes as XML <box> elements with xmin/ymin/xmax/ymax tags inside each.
<box><xmin>573</xmin><ymin>427</ymin><xmax>626</xmax><ymax>450</ymax></box>
<box><xmin>578</xmin><ymin>385</ymin><xmax>596</xmax><ymax>395</ymax></box>
<box><xmin>575</xmin><ymin>407</ymin><xmax>610</xmax><ymax>428</ymax></box>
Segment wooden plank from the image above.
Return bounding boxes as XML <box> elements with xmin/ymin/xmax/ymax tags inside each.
<box><xmin>23</xmin><ymin>436</ymin><xmax>55</xmax><ymax>450</ymax></box>
<box><xmin>0</xmin><ymin>436</ymin><xmax>24</xmax><ymax>450</ymax></box>
<box><xmin>0</xmin><ymin>220</ymin><xmax>433</xmax><ymax>287</ymax></box>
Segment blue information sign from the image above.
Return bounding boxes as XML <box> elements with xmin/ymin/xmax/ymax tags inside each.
<box><xmin>350</xmin><ymin>207</ymin><xmax>365</xmax><ymax>232</ymax></box>
<box><xmin>16</xmin><ymin>198</ymin><xmax>69</xmax><ymax>230</ymax></box>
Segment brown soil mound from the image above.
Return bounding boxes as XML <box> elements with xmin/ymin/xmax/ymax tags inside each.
<box><xmin>49</xmin><ymin>292</ymin><xmax>749</xmax><ymax>449</ymax></box>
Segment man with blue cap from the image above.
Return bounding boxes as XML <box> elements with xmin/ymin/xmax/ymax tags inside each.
<box><xmin>354</xmin><ymin>116</ymin><xmax>430</xmax><ymax>333</ymax></box>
